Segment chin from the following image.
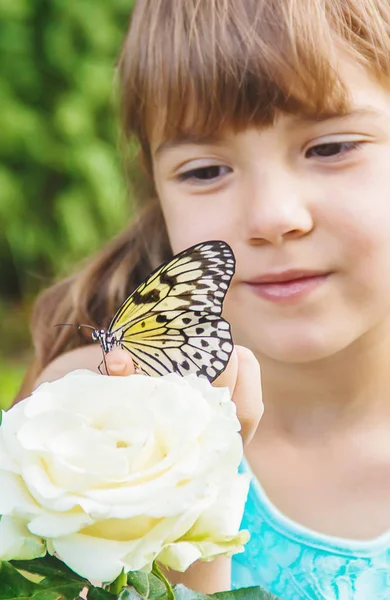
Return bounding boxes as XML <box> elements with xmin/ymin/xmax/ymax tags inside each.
<box><xmin>238</xmin><ymin>325</ymin><xmax>357</xmax><ymax>364</ymax></box>
<box><xmin>261</xmin><ymin>343</ymin><xmax>341</xmax><ymax>364</ymax></box>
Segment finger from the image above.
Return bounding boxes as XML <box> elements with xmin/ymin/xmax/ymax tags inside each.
<box><xmin>213</xmin><ymin>347</ymin><xmax>239</xmax><ymax>395</ymax></box>
<box><xmin>231</xmin><ymin>346</ymin><xmax>263</xmax><ymax>445</ymax></box>
<box><xmin>105</xmin><ymin>348</ymin><xmax>136</xmax><ymax>376</ymax></box>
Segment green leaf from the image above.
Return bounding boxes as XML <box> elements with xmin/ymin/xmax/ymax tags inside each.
<box><xmin>172</xmin><ymin>585</ymin><xmax>280</xmax><ymax>600</ymax></box>
<box><xmin>211</xmin><ymin>586</ymin><xmax>280</xmax><ymax>600</ymax></box>
<box><xmin>171</xmin><ymin>585</ymin><xmax>212</xmax><ymax>600</ymax></box>
<box><xmin>117</xmin><ymin>589</ymin><xmax>145</xmax><ymax>600</ymax></box>
<box><xmin>127</xmin><ymin>571</ymin><xmax>167</xmax><ymax>599</ymax></box>
<box><xmin>108</xmin><ymin>571</ymin><xmax>127</xmax><ymax>595</ymax></box>
<box><xmin>11</xmin><ymin>554</ymin><xmax>86</xmax><ymax>583</ymax></box>
<box><xmin>87</xmin><ymin>586</ymin><xmax>117</xmax><ymax>600</ymax></box>
<box><xmin>0</xmin><ymin>562</ymin><xmax>39</xmax><ymax>597</ymax></box>
<box><xmin>126</xmin><ymin>572</ymin><xmax>150</xmax><ymax>597</ymax></box>
<box><xmin>0</xmin><ymin>560</ymin><xmax>84</xmax><ymax>600</ymax></box>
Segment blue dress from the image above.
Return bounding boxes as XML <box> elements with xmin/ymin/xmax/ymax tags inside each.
<box><xmin>231</xmin><ymin>460</ymin><xmax>390</xmax><ymax>599</ymax></box>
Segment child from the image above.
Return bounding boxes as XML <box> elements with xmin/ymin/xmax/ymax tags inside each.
<box><xmin>20</xmin><ymin>0</ymin><xmax>390</xmax><ymax>597</ymax></box>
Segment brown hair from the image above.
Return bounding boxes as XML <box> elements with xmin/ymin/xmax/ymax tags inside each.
<box><xmin>18</xmin><ymin>0</ymin><xmax>390</xmax><ymax>399</ymax></box>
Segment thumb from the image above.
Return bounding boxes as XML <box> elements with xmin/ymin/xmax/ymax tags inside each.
<box><xmin>232</xmin><ymin>346</ymin><xmax>263</xmax><ymax>444</ymax></box>
<box><xmin>105</xmin><ymin>348</ymin><xmax>136</xmax><ymax>376</ymax></box>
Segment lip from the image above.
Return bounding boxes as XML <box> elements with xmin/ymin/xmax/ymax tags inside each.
<box><xmin>245</xmin><ymin>270</ymin><xmax>330</xmax><ymax>302</ymax></box>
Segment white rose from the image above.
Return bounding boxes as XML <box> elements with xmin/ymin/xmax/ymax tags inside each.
<box><xmin>0</xmin><ymin>370</ymin><xmax>249</xmax><ymax>583</ymax></box>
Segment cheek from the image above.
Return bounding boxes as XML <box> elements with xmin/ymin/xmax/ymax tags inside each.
<box><xmin>159</xmin><ymin>195</ymin><xmax>235</xmax><ymax>255</ymax></box>
<box><xmin>317</xmin><ymin>180</ymin><xmax>390</xmax><ymax>308</ymax></box>
<box><xmin>317</xmin><ymin>163</ymin><xmax>390</xmax><ymax>261</ymax></box>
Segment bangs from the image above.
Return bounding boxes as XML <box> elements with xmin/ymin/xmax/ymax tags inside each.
<box><xmin>119</xmin><ymin>0</ymin><xmax>390</xmax><ymax>152</ymax></box>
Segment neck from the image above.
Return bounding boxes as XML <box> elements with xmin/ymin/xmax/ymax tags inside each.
<box><xmin>258</xmin><ymin>320</ymin><xmax>390</xmax><ymax>439</ymax></box>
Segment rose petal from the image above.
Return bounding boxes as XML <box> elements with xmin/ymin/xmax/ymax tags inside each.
<box><xmin>51</xmin><ymin>533</ymin><xmax>135</xmax><ymax>583</ymax></box>
<box><xmin>185</xmin><ymin>474</ymin><xmax>251</xmax><ymax>539</ymax></box>
<box><xmin>0</xmin><ymin>471</ymin><xmax>40</xmax><ymax>517</ymax></box>
<box><xmin>17</xmin><ymin>410</ymin><xmax>83</xmax><ymax>451</ymax></box>
<box><xmin>156</xmin><ymin>541</ymin><xmax>202</xmax><ymax>571</ymax></box>
<box><xmin>157</xmin><ymin>532</ymin><xmax>250</xmax><ymax>572</ymax></box>
<box><xmin>0</xmin><ymin>426</ymin><xmax>19</xmax><ymax>472</ymax></box>
<box><xmin>0</xmin><ymin>516</ymin><xmax>46</xmax><ymax>560</ymax></box>
<box><xmin>28</xmin><ymin>509</ymin><xmax>93</xmax><ymax>538</ymax></box>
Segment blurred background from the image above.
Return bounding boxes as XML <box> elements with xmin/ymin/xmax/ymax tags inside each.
<box><xmin>0</xmin><ymin>0</ymin><xmax>137</xmax><ymax>408</ymax></box>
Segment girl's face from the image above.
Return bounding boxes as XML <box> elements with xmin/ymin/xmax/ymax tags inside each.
<box><xmin>151</xmin><ymin>59</ymin><xmax>390</xmax><ymax>363</ymax></box>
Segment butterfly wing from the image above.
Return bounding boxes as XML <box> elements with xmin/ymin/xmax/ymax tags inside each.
<box><xmin>120</xmin><ymin>310</ymin><xmax>233</xmax><ymax>381</ymax></box>
<box><xmin>107</xmin><ymin>240</ymin><xmax>235</xmax><ymax>382</ymax></box>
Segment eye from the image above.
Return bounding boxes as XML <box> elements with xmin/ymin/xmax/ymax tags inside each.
<box><xmin>177</xmin><ymin>165</ymin><xmax>232</xmax><ymax>183</ymax></box>
<box><xmin>305</xmin><ymin>141</ymin><xmax>361</xmax><ymax>159</ymax></box>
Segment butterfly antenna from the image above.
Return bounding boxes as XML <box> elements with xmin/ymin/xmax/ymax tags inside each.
<box><xmin>54</xmin><ymin>323</ymin><xmax>96</xmax><ymax>331</ymax></box>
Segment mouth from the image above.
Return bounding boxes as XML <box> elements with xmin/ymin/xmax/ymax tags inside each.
<box><xmin>245</xmin><ymin>270</ymin><xmax>331</xmax><ymax>302</ymax></box>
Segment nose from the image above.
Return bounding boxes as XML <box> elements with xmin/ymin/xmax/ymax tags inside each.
<box><xmin>244</xmin><ymin>171</ymin><xmax>314</xmax><ymax>246</ymax></box>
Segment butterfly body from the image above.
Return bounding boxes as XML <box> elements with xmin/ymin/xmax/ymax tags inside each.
<box><xmin>92</xmin><ymin>240</ymin><xmax>235</xmax><ymax>382</ymax></box>
<box><xmin>91</xmin><ymin>329</ymin><xmax>120</xmax><ymax>353</ymax></box>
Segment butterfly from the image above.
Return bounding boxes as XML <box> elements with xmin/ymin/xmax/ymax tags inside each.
<box><xmin>60</xmin><ymin>240</ymin><xmax>235</xmax><ymax>382</ymax></box>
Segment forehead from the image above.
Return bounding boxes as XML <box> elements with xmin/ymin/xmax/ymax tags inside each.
<box><xmin>149</xmin><ymin>58</ymin><xmax>390</xmax><ymax>156</ymax></box>
<box><xmin>335</xmin><ymin>56</ymin><xmax>390</xmax><ymax>105</ymax></box>
<box><xmin>120</xmin><ymin>0</ymin><xmax>390</xmax><ymax>167</ymax></box>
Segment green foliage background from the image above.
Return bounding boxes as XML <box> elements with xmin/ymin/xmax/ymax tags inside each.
<box><xmin>0</xmin><ymin>0</ymin><xmax>136</xmax><ymax>408</ymax></box>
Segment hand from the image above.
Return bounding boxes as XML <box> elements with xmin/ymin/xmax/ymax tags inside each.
<box><xmin>105</xmin><ymin>345</ymin><xmax>263</xmax><ymax>445</ymax></box>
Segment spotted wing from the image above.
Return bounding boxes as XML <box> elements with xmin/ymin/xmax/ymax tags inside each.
<box><xmin>120</xmin><ymin>310</ymin><xmax>233</xmax><ymax>381</ymax></box>
<box><xmin>107</xmin><ymin>240</ymin><xmax>235</xmax><ymax>382</ymax></box>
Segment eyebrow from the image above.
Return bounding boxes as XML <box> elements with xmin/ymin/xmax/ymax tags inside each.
<box><xmin>154</xmin><ymin>134</ymin><xmax>226</xmax><ymax>159</ymax></box>
<box><xmin>289</xmin><ymin>106</ymin><xmax>385</xmax><ymax>127</ymax></box>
